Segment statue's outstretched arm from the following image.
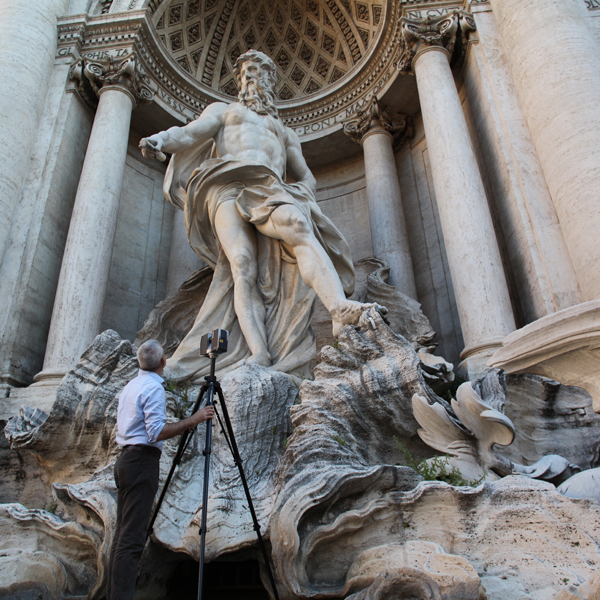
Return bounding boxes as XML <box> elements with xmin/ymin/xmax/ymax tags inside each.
<box><xmin>285</xmin><ymin>127</ymin><xmax>317</xmax><ymax>194</ymax></box>
<box><xmin>140</xmin><ymin>102</ymin><xmax>227</xmax><ymax>160</ymax></box>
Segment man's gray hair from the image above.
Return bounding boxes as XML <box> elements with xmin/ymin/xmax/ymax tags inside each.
<box><xmin>137</xmin><ymin>339</ymin><xmax>164</xmax><ymax>371</ymax></box>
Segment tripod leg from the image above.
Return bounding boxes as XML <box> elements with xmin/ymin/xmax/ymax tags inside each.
<box><xmin>214</xmin><ymin>384</ymin><xmax>281</xmax><ymax>600</ymax></box>
<box><xmin>197</xmin><ymin>381</ymin><xmax>215</xmax><ymax>600</ymax></box>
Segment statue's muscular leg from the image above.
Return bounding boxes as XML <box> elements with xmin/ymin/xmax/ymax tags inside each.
<box><xmin>214</xmin><ymin>200</ymin><xmax>271</xmax><ymax>366</ymax></box>
<box><xmin>258</xmin><ymin>204</ymin><xmax>384</xmax><ymax>336</ymax></box>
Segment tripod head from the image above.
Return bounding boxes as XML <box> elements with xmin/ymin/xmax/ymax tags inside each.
<box><xmin>200</xmin><ymin>328</ymin><xmax>229</xmax><ymax>359</ymax></box>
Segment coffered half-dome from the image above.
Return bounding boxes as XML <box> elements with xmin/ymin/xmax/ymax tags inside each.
<box><xmin>150</xmin><ymin>0</ymin><xmax>384</xmax><ymax>100</ymax></box>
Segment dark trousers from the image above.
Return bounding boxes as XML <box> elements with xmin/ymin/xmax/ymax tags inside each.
<box><xmin>106</xmin><ymin>447</ymin><xmax>160</xmax><ymax>600</ymax></box>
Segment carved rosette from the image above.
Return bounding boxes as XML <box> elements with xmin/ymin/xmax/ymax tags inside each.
<box><xmin>343</xmin><ymin>95</ymin><xmax>412</xmax><ymax>145</ymax></box>
<box><xmin>397</xmin><ymin>9</ymin><xmax>476</xmax><ymax>74</ymax></box>
<box><xmin>70</xmin><ymin>53</ymin><xmax>157</xmax><ymax>109</ymax></box>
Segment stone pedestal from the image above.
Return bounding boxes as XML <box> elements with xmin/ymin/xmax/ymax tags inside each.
<box><xmin>489</xmin><ymin>0</ymin><xmax>600</xmax><ymax>302</ymax></box>
<box><xmin>344</xmin><ymin>98</ymin><xmax>417</xmax><ymax>297</ymax></box>
<box><xmin>399</xmin><ymin>11</ymin><xmax>516</xmax><ymax>378</ymax></box>
<box><xmin>489</xmin><ymin>300</ymin><xmax>600</xmax><ymax>414</ymax></box>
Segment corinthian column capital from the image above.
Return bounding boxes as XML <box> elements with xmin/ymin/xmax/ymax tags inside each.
<box><xmin>397</xmin><ymin>9</ymin><xmax>476</xmax><ymax>74</ymax></box>
<box><xmin>70</xmin><ymin>52</ymin><xmax>157</xmax><ymax>109</ymax></box>
<box><xmin>343</xmin><ymin>96</ymin><xmax>412</xmax><ymax>145</ymax></box>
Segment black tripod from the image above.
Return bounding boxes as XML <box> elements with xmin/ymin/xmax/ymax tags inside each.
<box><xmin>147</xmin><ymin>344</ymin><xmax>280</xmax><ymax>600</ymax></box>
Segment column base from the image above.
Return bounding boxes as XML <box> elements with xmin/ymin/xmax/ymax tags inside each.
<box><xmin>1</xmin><ymin>382</ymin><xmax>61</xmax><ymax>422</ymax></box>
<box><xmin>489</xmin><ymin>300</ymin><xmax>600</xmax><ymax>413</ymax></box>
<box><xmin>458</xmin><ymin>339</ymin><xmax>505</xmax><ymax>381</ymax></box>
<box><xmin>32</xmin><ymin>368</ymin><xmax>67</xmax><ymax>386</ymax></box>
<box><xmin>0</xmin><ymin>369</ymin><xmax>66</xmax><ymax>421</ymax></box>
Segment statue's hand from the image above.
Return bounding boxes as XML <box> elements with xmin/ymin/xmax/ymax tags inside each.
<box><xmin>140</xmin><ymin>136</ymin><xmax>167</xmax><ymax>161</ymax></box>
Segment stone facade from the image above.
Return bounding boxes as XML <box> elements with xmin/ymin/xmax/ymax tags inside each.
<box><xmin>2</xmin><ymin>0</ymin><xmax>600</xmax><ymax>597</ymax></box>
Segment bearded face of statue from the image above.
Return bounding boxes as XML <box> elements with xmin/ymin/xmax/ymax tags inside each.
<box><xmin>237</xmin><ymin>58</ymin><xmax>279</xmax><ymax>118</ymax></box>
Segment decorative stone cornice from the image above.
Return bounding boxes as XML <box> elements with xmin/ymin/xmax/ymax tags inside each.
<box><xmin>397</xmin><ymin>8</ymin><xmax>476</xmax><ymax>73</ymax></box>
<box><xmin>70</xmin><ymin>52</ymin><xmax>157</xmax><ymax>108</ymax></box>
<box><xmin>55</xmin><ymin>2</ymin><xmax>419</xmax><ymax>144</ymax></box>
<box><xmin>343</xmin><ymin>96</ymin><xmax>411</xmax><ymax>145</ymax></box>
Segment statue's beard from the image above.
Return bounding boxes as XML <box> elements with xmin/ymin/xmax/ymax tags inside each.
<box><xmin>239</xmin><ymin>79</ymin><xmax>278</xmax><ymax>118</ymax></box>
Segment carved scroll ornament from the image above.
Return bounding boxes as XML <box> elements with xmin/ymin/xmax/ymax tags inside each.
<box><xmin>343</xmin><ymin>95</ymin><xmax>412</xmax><ymax>145</ymax></box>
<box><xmin>70</xmin><ymin>53</ymin><xmax>157</xmax><ymax>108</ymax></box>
<box><xmin>397</xmin><ymin>8</ymin><xmax>476</xmax><ymax>74</ymax></box>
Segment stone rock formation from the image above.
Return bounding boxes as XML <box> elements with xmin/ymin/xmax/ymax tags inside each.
<box><xmin>2</xmin><ymin>308</ymin><xmax>600</xmax><ymax>599</ymax></box>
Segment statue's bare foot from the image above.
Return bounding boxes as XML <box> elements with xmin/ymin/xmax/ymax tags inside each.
<box><xmin>244</xmin><ymin>351</ymin><xmax>272</xmax><ymax>367</ymax></box>
<box><xmin>331</xmin><ymin>301</ymin><xmax>387</xmax><ymax>337</ymax></box>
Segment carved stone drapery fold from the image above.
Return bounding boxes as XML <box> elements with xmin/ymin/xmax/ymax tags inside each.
<box><xmin>343</xmin><ymin>96</ymin><xmax>412</xmax><ymax>145</ymax></box>
<box><xmin>397</xmin><ymin>9</ymin><xmax>476</xmax><ymax>74</ymax></box>
<box><xmin>70</xmin><ymin>53</ymin><xmax>157</xmax><ymax>108</ymax></box>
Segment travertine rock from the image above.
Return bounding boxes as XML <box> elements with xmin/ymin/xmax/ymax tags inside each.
<box><xmin>274</xmin><ymin>476</ymin><xmax>600</xmax><ymax>600</ymax></box>
<box><xmin>5</xmin><ymin>329</ymin><xmax>137</xmax><ymax>484</ymax></box>
<box><xmin>558</xmin><ymin>468</ymin><xmax>600</xmax><ymax>504</ymax></box>
<box><xmin>489</xmin><ymin>300</ymin><xmax>600</xmax><ymax>412</ymax></box>
<box><xmin>0</xmin><ymin>503</ymin><xmax>100</xmax><ymax>598</ymax></box>
<box><xmin>502</xmin><ymin>374</ymin><xmax>600</xmax><ymax>470</ymax></box>
<box><xmin>271</xmin><ymin>307</ymin><xmax>452</xmax><ymax>597</ymax></box>
<box><xmin>344</xmin><ymin>542</ymin><xmax>485</xmax><ymax>600</ymax></box>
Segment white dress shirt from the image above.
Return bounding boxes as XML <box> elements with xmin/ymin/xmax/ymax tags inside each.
<box><xmin>116</xmin><ymin>369</ymin><xmax>167</xmax><ymax>450</ymax></box>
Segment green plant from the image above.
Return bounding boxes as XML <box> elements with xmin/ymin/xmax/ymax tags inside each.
<box><xmin>333</xmin><ymin>433</ymin><xmax>346</xmax><ymax>446</ymax></box>
<box><xmin>393</xmin><ymin>437</ymin><xmax>485</xmax><ymax>487</ymax></box>
<box><xmin>331</xmin><ymin>340</ymin><xmax>345</xmax><ymax>354</ymax></box>
<box><xmin>440</xmin><ymin>374</ymin><xmax>466</xmax><ymax>402</ymax></box>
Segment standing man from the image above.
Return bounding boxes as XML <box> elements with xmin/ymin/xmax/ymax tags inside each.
<box><xmin>107</xmin><ymin>339</ymin><xmax>215</xmax><ymax>600</ymax></box>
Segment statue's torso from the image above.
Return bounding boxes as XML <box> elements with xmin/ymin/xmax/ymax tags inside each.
<box><xmin>215</xmin><ymin>103</ymin><xmax>287</xmax><ymax>178</ymax></box>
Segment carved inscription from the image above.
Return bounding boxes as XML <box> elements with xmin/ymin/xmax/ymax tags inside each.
<box><xmin>82</xmin><ymin>48</ymin><xmax>131</xmax><ymax>60</ymax></box>
<box><xmin>585</xmin><ymin>0</ymin><xmax>600</xmax><ymax>10</ymax></box>
<box><xmin>406</xmin><ymin>8</ymin><xmax>451</xmax><ymax>18</ymax></box>
<box><xmin>290</xmin><ymin>69</ymin><xmax>394</xmax><ymax>136</ymax></box>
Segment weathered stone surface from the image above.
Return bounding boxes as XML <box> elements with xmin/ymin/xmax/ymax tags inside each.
<box><xmin>271</xmin><ymin>307</ymin><xmax>449</xmax><ymax>597</ymax></box>
<box><xmin>490</xmin><ymin>300</ymin><xmax>600</xmax><ymax>412</ymax></box>
<box><xmin>6</xmin><ymin>330</ymin><xmax>136</xmax><ymax>484</ymax></box>
<box><xmin>558</xmin><ymin>468</ymin><xmax>600</xmax><ymax>504</ymax></box>
<box><xmin>310</xmin><ymin>258</ymin><xmax>436</xmax><ymax>372</ymax></box>
<box><xmin>151</xmin><ymin>363</ymin><xmax>298</xmax><ymax>561</ymax></box>
<box><xmin>0</xmin><ymin>502</ymin><xmax>99</xmax><ymax>598</ymax></box>
<box><xmin>502</xmin><ymin>374</ymin><xmax>600</xmax><ymax>470</ymax></box>
<box><xmin>344</xmin><ymin>542</ymin><xmax>485</xmax><ymax>600</ymax></box>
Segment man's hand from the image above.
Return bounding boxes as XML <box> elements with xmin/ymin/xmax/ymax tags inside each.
<box><xmin>140</xmin><ymin>136</ymin><xmax>167</xmax><ymax>161</ymax></box>
<box><xmin>190</xmin><ymin>405</ymin><xmax>215</xmax><ymax>426</ymax></box>
<box><xmin>156</xmin><ymin>405</ymin><xmax>215</xmax><ymax>441</ymax></box>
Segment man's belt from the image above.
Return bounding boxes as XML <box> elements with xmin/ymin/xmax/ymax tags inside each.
<box><xmin>121</xmin><ymin>444</ymin><xmax>161</xmax><ymax>459</ymax></box>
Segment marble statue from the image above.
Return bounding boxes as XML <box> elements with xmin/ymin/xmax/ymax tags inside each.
<box><xmin>140</xmin><ymin>50</ymin><xmax>380</xmax><ymax>380</ymax></box>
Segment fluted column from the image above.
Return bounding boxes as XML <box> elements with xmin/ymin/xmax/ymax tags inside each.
<box><xmin>399</xmin><ymin>10</ymin><xmax>516</xmax><ymax>376</ymax></box>
<box><xmin>489</xmin><ymin>0</ymin><xmax>600</xmax><ymax>302</ymax></box>
<box><xmin>344</xmin><ymin>97</ymin><xmax>417</xmax><ymax>297</ymax></box>
<box><xmin>0</xmin><ymin>0</ymin><xmax>69</xmax><ymax>263</ymax></box>
<box><xmin>35</xmin><ymin>54</ymin><xmax>155</xmax><ymax>384</ymax></box>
